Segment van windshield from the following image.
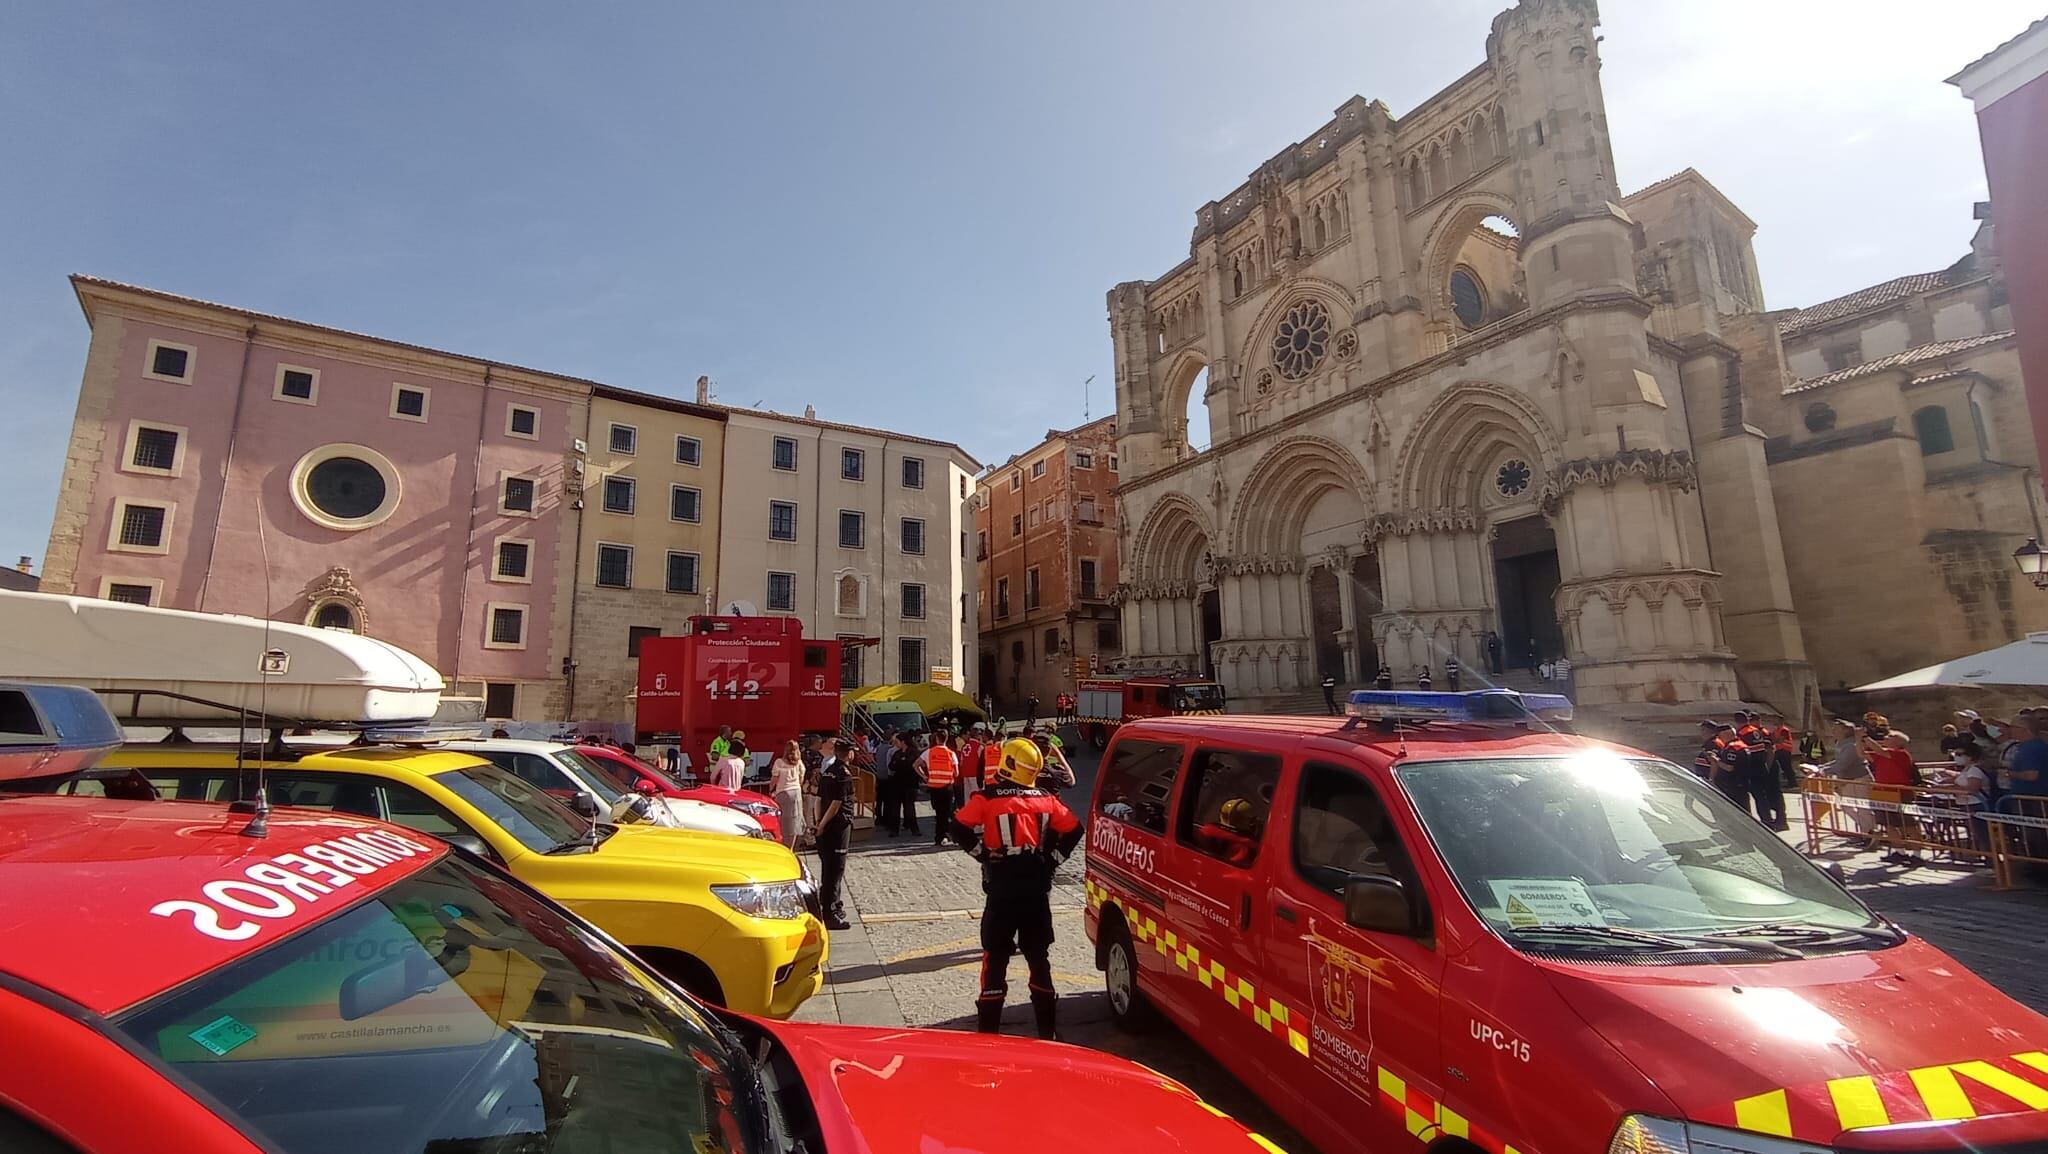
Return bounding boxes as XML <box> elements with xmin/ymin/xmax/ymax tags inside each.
<box><xmin>1397</xmin><ymin>754</ymin><xmax>1888</xmax><ymax>952</ymax></box>
<box><xmin>114</xmin><ymin>856</ymin><xmax>762</xmax><ymax>1154</ymax></box>
<box><xmin>1173</xmin><ymin>684</ymin><xmax>1225</xmax><ymax>710</ymax></box>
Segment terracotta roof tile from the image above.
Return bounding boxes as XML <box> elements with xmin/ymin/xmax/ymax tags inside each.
<box><xmin>1784</xmin><ymin>331</ymin><xmax>2013</xmax><ymax>394</ymax></box>
<box><xmin>1779</xmin><ymin>271</ymin><xmax>1956</xmax><ymax>336</ymax></box>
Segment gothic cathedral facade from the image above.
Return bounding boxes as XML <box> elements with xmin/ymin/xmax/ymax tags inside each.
<box><xmin>1109</xmin><ymin>0</ymin><xmax>1820</xmax><ymax>716</ymax></box>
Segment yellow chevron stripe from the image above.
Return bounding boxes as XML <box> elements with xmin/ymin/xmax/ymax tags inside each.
<box><xmin>1826</xmin><ymin>1076</ymin><xmax>1890</xmax><ymax>1130</ymax></box>
<box><xmin>1733</xmin><ymin>1090</ymin><xmax>1793</xmax><ymax>1138</ymax></box>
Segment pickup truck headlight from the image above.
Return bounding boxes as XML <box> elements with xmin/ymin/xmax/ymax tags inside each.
<box><xmin>710</xmin><ymin>881</ymin><xmax>810</xmax><ymax>921</ymax></box>
<box><xmin>1610</xmin><ymin>1116</ymin><xmax>1830</xmax><ymax>1154</ymax></box>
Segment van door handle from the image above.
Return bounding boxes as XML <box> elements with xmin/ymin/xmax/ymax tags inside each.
<box><xmin>1275</xmin><ymin>903</ymin><xmax>1298</xmax><ymax>924</ymax></box>
<box><xmin>1239</xmin><ymin>894</ymin><xmax>1253</xmax><ymax>930</ymax></box>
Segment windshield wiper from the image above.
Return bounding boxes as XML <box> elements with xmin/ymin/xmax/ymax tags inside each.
<box><xmin>1509</xmin><ymin>923</ymin><xmax>1803</xmax><ymax>959</ymax></box>
<box><xmin>543</xmin><ymin>824</ymin><xmax>618</xmax><ymax>855</ymax></box>
<box><xmin>704</xmin><ymin>1014</ymin><xmax>785</xmax><ymax>1153</ymax></box>
<box><xmin>1703</xmin><ymin>921</ymin><xmax>1901</xmax><ymax>947</ymax></box>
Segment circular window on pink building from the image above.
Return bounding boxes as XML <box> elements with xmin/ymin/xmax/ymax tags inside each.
<box><xmin>290</xmin><ymin>444</ymin><xmax>402</xmax><ymax>531</ymax></box>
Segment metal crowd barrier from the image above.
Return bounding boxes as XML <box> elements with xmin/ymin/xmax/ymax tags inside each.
<box><xmin>1982</xmin><ymin>795</ymin><xmax>2048</xmax><ymax>889</ymax></box>
<box><xmin>1797</xmin><ymin>775</ymin><xmax>1993</xmax><ymax>868</ymax></box>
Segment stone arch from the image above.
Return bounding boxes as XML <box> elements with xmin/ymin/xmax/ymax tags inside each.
<box><xmin>1417</xmin><ymin>190</ymin><xmax>1521</xmax><ymax>326</ymax></box>
<box><xmin>1130</xmin><ymin>492</ymin><xmax>1214</xmax><ymax>584</ymax></box>
<box><xmin>1228</xmin><ymin>434</ymin><xmax>1374</xmax><ymax>558</ymax></box>
<box><xmin>1157</xmin><ymin>349</ymin><xmax>1212</xmax><ymax>452</ymax></box>
<box><xmin>1395</xmin><ymin>381</ymin><xmax>1562</xmax><ymax>513</ymax></box>
<box><xmin>1231</xmin><ymin>276</ymin><xmax>1355</xmax><ymax>373</ymax></box>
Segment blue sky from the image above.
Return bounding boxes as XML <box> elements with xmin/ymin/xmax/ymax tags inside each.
<box><xmin>1</xmin><ymin>0</ymin><xmax>2034</xmax><ymax>567</ymax></box>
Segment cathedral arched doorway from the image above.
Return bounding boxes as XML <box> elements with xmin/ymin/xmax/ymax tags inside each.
<box><xmin>1199</xmin><ymin>588</ymin><xmax>1222</xmax><ymax>680</ymax></box>
<box><xmin>1491</xmin><ymin>514</ymin><xmax>1563</xmax><ymax>672</ymax></box>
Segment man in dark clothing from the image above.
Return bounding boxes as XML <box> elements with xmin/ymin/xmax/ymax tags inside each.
<box><xmin>951</xmin><ymin>738</ymin><xmax>1083</xmax><ymax>1039</ymax></box>
<box><xmin>1375</xmin><ymin>663</ymin><xmax>1394</xmax><ymax>691</ymax></box>
<box><xmin>1485</xmin><ymin>631</ymin><xmax>1503</xmax><ymax>675</ymax></box>
<box><xmin>1444</xmin><ymin>655</ymin><xmax>1462</xmax><ymax>691</ymax></box>
<box><xmin>1321</xmin><ymin>674</ymin><xmax>1339</xmax><ymax>715</ymax></box>
<box><xmin>1027</xmin><ymin>694</ymin><xmax>1040</xmax><ymax>724</ymax></box>
<box><xmin>814</xmin><ymin>740</ymin><xmax>854</xmax><ymax>930</ymax></box>
<box><xmin>1736</xmin><ymin>712</ymin><xmax>1786</xmax><ymax>830</ymax></box>
<box><xmin>883</xmin><ymin>733</ymin><xmax>921</xmax><ymax>837</ymax></box>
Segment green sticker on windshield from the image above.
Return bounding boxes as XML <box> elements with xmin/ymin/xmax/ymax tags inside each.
<box><xmin>188</xmin><ymin>1014</ymin><xmax>258</xmax><ymax>1056</ymax></box>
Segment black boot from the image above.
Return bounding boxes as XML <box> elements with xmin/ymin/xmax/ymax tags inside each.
<box><xmin>976</xmin><ymin>999</ymin><xmax>1003</xmax><ymax>1034</ymax></box>
<box><xmin>1031</xmin><ymin>992</ymin><xmax>1060</xmax><ymax>1042</ymax></box>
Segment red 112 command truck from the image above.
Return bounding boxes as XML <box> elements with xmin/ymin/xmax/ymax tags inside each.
<box><xmin>635</xmin><ymin>615</ymin><xmax>846</xmax><ymax>755</ymax></box>
<box><xmin>1075</xmin><ymin>673</ymin><xmax>1226</xmax><ymax>748</ymax></box>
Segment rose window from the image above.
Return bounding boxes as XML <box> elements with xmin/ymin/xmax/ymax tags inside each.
<box><xmin>1495</xmin><ymin>459</ymin><xmax>1532</xmax><ymax>497</ymax></box>
<box><xmin>1272</xmin><ymin>300</ymin><xmax>1331</xmax><ymax>381</ymax></box>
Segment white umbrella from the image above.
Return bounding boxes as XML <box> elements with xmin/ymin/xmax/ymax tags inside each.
<box><xmin>1854</xmin><ymin>632</ymin><xmax>2048</xmax><ymax>692</ymax></box>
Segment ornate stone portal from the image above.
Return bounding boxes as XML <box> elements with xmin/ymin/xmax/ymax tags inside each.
<box><xmin>1107</xmin><ymin>0</ymin><xmax>1801</xmax><ymax>712</ymax></box>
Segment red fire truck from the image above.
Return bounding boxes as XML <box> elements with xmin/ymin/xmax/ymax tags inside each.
<box><xmin>635</xmin><ymin>615</ymin><xmax>847</xmax><ymax>756</ymax></box>
<box><xmin>1075</xmin><ymin>672</ymin><xmax>1227</xmax><ymax>748</ymax></box>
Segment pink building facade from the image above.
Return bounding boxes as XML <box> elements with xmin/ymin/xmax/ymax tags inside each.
<box><xmin>43</xmin><ymin>278</ymin><xmax>587</xmax><ymax>717</ymax></box>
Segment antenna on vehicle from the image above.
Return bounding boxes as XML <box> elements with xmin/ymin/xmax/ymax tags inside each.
<box><xmin>1082</xmin><ymin>374</ymin><xmax>1095</xmax><ymax>421</ymax></box>
<box><xmin>239</xmin><ymin>495</ymin><xmax>278</xmax><ymax>839</ymax></box>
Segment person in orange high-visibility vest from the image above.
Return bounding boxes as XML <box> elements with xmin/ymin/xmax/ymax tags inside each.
<box><xmin>978</xmin><ymin>728</ymin><xmax>1004</xmax><ymax>792</ymax></box>
<box><xmin>916</xmin><ymin>733</ymin><xmax>963</xmax><ymax>846</ymax></box>
<box><xmin>951</xmin><ymin>739</ymin><xmax>1082</xmax><ymax>1039</ymax></box>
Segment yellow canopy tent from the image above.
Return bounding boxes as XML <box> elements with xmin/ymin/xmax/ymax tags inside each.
<box><xmin>841</xmin><ymin>682</ymin><xmax>987</xmax><ymax>721</ymax></box>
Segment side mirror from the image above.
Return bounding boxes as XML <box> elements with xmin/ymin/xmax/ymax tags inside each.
<box><xmin>1343</xmin><ymin>874</ymin><xmax>1419</xmax><ymax>936</ymax></box>
<box><xmin>570</xmin><ymin>793</ymin><xmax>601</xmax><ymax>818</ymax></box>
<box><xmin>444</xmin><ymin>834</ymin><xmax>497</xmax><ymax>861</ymax></box>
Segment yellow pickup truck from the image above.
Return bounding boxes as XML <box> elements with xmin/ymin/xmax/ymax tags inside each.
<box><xmin>96</xmin><ymin>745</ymin><xmax>826</xmax><ymax>1017</ymax></box>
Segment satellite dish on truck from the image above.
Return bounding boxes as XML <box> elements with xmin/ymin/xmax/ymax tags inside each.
<box><xmin>724</xmin><ymin>600</ymin><xmax>758</xmax><ymax>617</ymax></box>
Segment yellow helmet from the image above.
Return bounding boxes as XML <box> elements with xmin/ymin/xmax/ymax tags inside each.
<box><xmin>1217</xmin><ymin>797</ymin><xmax>1255</xmax><ymax>834</ymax></box>
<box><xmin>999</xmin><ymin>738</ymin><xmax>1044</xmax><ymax>786</ymax></box>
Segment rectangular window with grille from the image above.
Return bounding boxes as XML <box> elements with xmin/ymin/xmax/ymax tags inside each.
<box><xmin>996</xmin><ymin>577</ymin><xmax>1010</xmax><ymax>619</ymax></box>
<box><xmin>117</xmin><ymin>503</ymin><xmax>167</xmax><ymax>549</ymax></box>
<box><xmin>670</xmin><ymin>485</ymin><xmax>701</xmax><ymax>523</ymax></box>
<box><xmin>900</xmin><ymin>517</ymin><xmax>925</xmax><ymax>555</ymax></box>
<box><xmin>627</xmin><ymin>625</ymin><xmax>659</xmax><ymax>657</ymax></box>
<box><xmin>496</xmin><ymin>540</ymin><xmax>530</xmax><ymax>579</ymax></box>
<box><xmin>1080</xmin><ymin>559</ymin><xmax>1098</xmax><ymax>599</ymax></box>
<box><xmin>392</xmin><ymin>385</ymin><xmax>428</xmax><ymax>420</ymax></box>
<box><xmin>769</xmin><ymin>501</ymin><xmax>797</xmax><ymax>541</ymax></box>
<box><xmin>901</xmin><ymin>582</ymin><xmax>926</xmax><ymax>619</ymax></box>
<box><xmin>839</xmin><ymin>510</ymin><xmax>865</xmax><ymax>549</ymax></box>
<box><xmin>766</xmin><ymin>571</ymin><xmax>796</xmax><ymax>612</ymax></box>
<box><xmin>131</xmin><ymin>427</ymin><xmax>179</xmax><ymax>471</ymax></box>
<box><xmin>901</xmin><ymin>456</ymin><xmax>925</xmax><ymax>489</ymax></box>
<box><xmin>105</xmin><ymin>583</ymin><xmax>154</xmax><ymax>605</ymax></box>
<box><xmin>502</xmin><ymin>476</ymin><xmax>536</xmax><ymax>513</ymax></box>
<box><xmin>507</xmin><ymin>405</ymin><xmax>538</xmax><ymax>438</ymax></box>
<box><xmin>148</xmin><ymin>342</ymin><xmax>191</xmax><ymax>381</ymax></box>
<box><xmin>772</xmin><ymin>437</ymin><xmax>798</xmax><ymax>471</ymax></box>
<box><xmin>1075</xmin><ymin>450</ymin><xmax>1093</xmax><ymax>469</ymax></box>
<box><xmin>277</xmin><ymin>368</ymin><xmax>316</xmax><ymax>401</ymax></box>
<box><xmin>676</xmin><ymin>435</ymin><xmax>701</xmax><ymax>465</ymax></box>
<box><xmin>1026</xmin><ymin>566</ymin><xmax>1040</xmax><ymax>610</ymax></box>
<box><xmin>609</xmin><ymin>423</ymin><xmax>637</xmax><ymax>455</ymax></box>
<box><xmin>839</xmin><ymin>635</ymin><xmax>864</xmax><ymax>687</ymax></box>
<box><xmin>602</xmin><ymin>476</ymin><xmax>635</xmax><ymax>514</ymax></box>
<box><xmin>841</xmin><ymin>447</ymin><xmax>864</xmax><ymax>481</ymax></box>
<box><xmin>596</xmin><ymin>544</ymin><xmax>632</xmax><ymax>588</ymax></box>
<box><xmin>666</xmin><ymin>551</ymin><xmax>700</xmax><ymax>594</ymax></box>
<box><xmin>898</xmin><ymin>637</ymin><xmax>927</xmax><ymax>683</ymax></box>
<box><xmin>488</xmin><ymin>606</ymin><xmax>526</xmax><ymax>647</ymax></box>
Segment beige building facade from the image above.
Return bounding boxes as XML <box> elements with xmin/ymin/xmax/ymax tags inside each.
<box><xmin>564</xmin><ymin>384</ymin><xmax>728</xmax><ymax>722</ymax></box>
<box><xmin>713</xmin><ymin>408</ymin><xmax>979</xmax><ymax>694</ymax></box>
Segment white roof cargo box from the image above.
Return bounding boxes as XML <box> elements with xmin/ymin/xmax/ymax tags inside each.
<box><xmin>0</xmin><ymin>590</ymin><xmax>444</xmax><ymax>725</ymax></box>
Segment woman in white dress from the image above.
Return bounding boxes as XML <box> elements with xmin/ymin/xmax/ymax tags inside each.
<box><xmin>769</xmin><ymin>740</ymin><xmax>806</xmax><ymax>847</ymax></box>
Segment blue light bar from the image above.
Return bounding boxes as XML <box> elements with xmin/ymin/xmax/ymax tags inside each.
<box><xmin>1345</xmin><ymin>688</ymin><xmax>1572</xmax><ymax>725</ymax></box>
<box><xmin>0</xmin><ymin>681</ymin><xmax>125</xmax><ymax>781</ymax></box>
<box><xmin>358</xmin><ymin>722</ymin><xmax>488</xmax><ymax>745</ymax></box>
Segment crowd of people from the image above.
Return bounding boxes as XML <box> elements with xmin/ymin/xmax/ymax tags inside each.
<box><xmin>1694</xmin><ymin>706</ymin><xmax>2048</xmax><ymax>863</ymax></box>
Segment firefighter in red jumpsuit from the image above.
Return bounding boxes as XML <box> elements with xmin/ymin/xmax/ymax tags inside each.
<box><xmin>951</xmin><ymin>737</ymin><xmax>1083</xmax><ymax>1039</ymax></box>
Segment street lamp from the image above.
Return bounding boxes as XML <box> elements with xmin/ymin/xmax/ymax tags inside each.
<box><xmin>2016</xmin><ymin>538</ymin><xmax>2048</xmax><ymax>590</ymax></box>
